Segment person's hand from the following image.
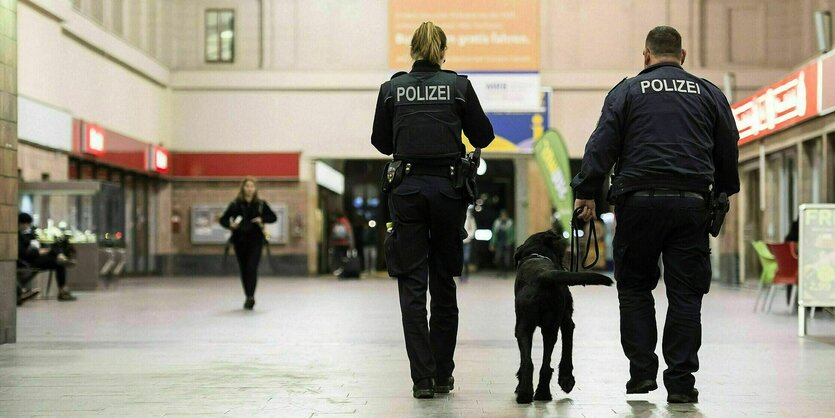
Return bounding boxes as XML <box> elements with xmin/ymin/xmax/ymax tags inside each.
<box><xmin>574</xmin><ymin>199</ymin><xmax>597</xmax><ymax>222</ymax></box>
<box><xmin>252</xmin><ymin>217</ymin><xmax>263</xmax><ymax>226</ymax></box>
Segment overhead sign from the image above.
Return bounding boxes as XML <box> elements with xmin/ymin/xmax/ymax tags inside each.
<box><xmin>820</xmin><ymin>50</ymin><xmax>835</xmax><ymax>116</ymax></box>
<box><xmin>798</xmin><ymin>204</ymin><xmax>835</xmax><ymax>336</ymax></box>
<box><xmin>468</xmin><ymin>73</ymin><xmax>541</xmax><ymax>113</ymax></box>
<box><xmin>388</xmin><ymin>0</ymin><xmax>539</xmax><ymax>71</ymax></box>
<box><xmin>315</xmin><ymin>161</ymin><xmax>345</xmax><ymax>195</ymax></box>
<box><xmin>82</xmin><ymin>123</ymin><xmax>106</xmax><ymax>155</ymax></box>
<box><xmin>149</xmin><ymin>146</ymin><xmax>170</xmax><ymax>173</ymax></box>
<box><xmin>732</xmin><ymin>62</ymin><xmax>819</xmax><ymax>145</ymax></box>
<box><xmin>17</xmin><ymin>97</ymin><xmax>72</xmax><ymax>152</ymax></box>
<box><xmin>533</xmin><ymin>129</ymin><xmax>573</xmax><ymax>235</ymax></box>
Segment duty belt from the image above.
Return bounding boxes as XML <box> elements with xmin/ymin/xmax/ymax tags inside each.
<box><xmin>403</xmin><ymin>162</ymin><xmax>455</xmax><ymax>178</ymax></box>
<box><xmin>631</xmin><ymin>189</ymin><xmax>705</xmax><ymax>200</ymax></box>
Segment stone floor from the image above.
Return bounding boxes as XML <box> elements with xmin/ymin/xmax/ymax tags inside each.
<box><xmin>1</xmin><ymin>274</ymin><xmax>834</xmax><ymax>417</ymax></box>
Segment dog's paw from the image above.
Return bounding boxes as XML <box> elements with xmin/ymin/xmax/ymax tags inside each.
<box><xmin>516</xmin><ymin>390</ymin><xmax>534</xmax><ymax>404</ymax></box>
<box><xmin>558</xmin><ymin>375</ymin><xmax>575</xmax><ymax>394</ymax></box>
<box><xmin>533</xmin><ymin>387</ymin><xmax>553</xmax><ymax>401</ymax></box>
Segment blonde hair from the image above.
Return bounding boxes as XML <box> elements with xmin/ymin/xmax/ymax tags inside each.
<box><xmin>236</xmin><ymin>176</ymin><xmax>260</xmax><ymax>202</ymax></box>
<box><xmin>410</xmin><ymin>22</ymin><xmax>447</xmax><ymax>66</ymax></box>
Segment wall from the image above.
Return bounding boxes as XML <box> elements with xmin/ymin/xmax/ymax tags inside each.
<box><xmin>17</xmin><ymin>1</ymin><xmax>172</xmax><ymax>147</ymax></box>
<box><xmin>161</xmin><ymin>179</ymin><xmax>309</xmax><ymax>275</ymax></box>
<box><xmin>0</xmin><ymin>0</ymin><xmax>17</xmax><ymax>345</ymax></box>
<box><xmin>166</xmin><ymin>0</ymin><xmax>826</xmax><ymax>161</ymax></box>
<box><xmin>17</xmin><ymin>143</ymin><xmax>68</xmax><ymax>181</ymax></box>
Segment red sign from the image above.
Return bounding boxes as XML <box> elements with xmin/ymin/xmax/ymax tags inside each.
<box><xmin>732</xmin><ymin>62</ymin><xmax>819</xmax><ymax>145</ymax></box>
<box><xmin>172</xmin><ymin>152</ymin><xmax>300</xmax><ymax>178</ymax></box>
<box><xmin>149</xmin><ymin>146</ymin><xmax>170</xmax><ymax>173</ymax></box>
<box><xmin>83</xmin><ymin>123</ymin><xmax>106</xmax><ymax>155</ymax></box>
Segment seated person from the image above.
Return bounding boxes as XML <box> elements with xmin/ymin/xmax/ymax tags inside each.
<box><xmin>17</xmin><ymin>213</ymin><xmax>77</xmax><ymax>302</ymax></box>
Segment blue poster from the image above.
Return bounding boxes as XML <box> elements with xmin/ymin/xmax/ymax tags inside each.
<box><xmin>464</xmin><ymin>90</ymin><xmax>551</xmax><ymax>153</ymax></box>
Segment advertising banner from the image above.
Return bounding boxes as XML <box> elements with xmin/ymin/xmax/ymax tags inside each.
<box><xmin>191</xmin><ymin>204</ymin><xmax>288</xmax><ymax>245</ymax></box>
<box><xmin>466</xmin><ymin>90</ymin><xmax>550</xmax><ymax>154</ymax></box>
<box><xmin>388</xmin><ymin>0</ymin><xmax>539</xmax><ymax>72</ymax></box>
<box><xmin>798</xmin><ymin>204</ymin><xmax>835</xmax><ymax>336</ymax></box>
<box><xmin>820</xmin><ymin>50</ymin><xmax>835</xmax><ymax>116</ymax></box>
<box><xmin>732</xmin><ymin>62</ymin><xmax>819</xmax><ymax>145</ymax></box>
<box><xmin>468</xmin><ymin>73</ymin><xmax>542</xmax><ymax>113</ymax></box>
<box><xmin>533</xmin><ymin>130</ymin><xmax>573</xmax><ymax>234</ymax></box>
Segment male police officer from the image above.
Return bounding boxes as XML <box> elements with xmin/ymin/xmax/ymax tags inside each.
<box><xmin>371</xmin><ymin>22</ymin><xmax>494</xmax><ymax>399</ymax></box>
<box><xmin>571</xmin><ymin>26</ymin><xmax>739</xmax><ymax>404</ymax></box>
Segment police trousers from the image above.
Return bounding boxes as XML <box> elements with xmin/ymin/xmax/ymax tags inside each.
<box><xmin>613</xmin><ymin>194</ymin><xmax>711</xmax><ymax>393</ymax></box>
<box><xmin>386</xmin><ymin>175</ymin><xmax>467</xmax><ymax>383</ymax></box>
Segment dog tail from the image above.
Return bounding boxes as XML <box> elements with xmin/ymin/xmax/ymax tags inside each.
<box><xmin>541</xmin><ymin>271</ymin><xmax>614</xmax><ymax>287</ymax></box>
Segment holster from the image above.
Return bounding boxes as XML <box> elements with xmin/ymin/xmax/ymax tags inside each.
<box><xmin>455</xmin><ymin>149</ymin><xmax>481</xmax><ymax>204</ymax></box>
<box><xmin>380</xmin><ymin>160</ymin><xmax>404</xmax><ymax>194</ymax></box>
<box><xmin>708</xmin><ymin>192</ymin><xmax>729</xmax><ymax>237</ymax></box>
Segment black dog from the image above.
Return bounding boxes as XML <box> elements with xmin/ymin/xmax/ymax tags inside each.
<box><xmin>513</xmin><ymin>228</ymin><xmax>613</xmax><ymax>404</ymax></box>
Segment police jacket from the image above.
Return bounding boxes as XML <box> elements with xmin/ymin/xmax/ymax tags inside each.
<box><xmin>371</xmin><ymin>60</ymin><xmax>494</xmax><ymax>164</ymax></box>
<box><xmin>571</xmin><ymin>62</ymin><xmax>740</xmax><ymax>199</ymax></box>
<box><xmin>219</xmin><ymin>198</ymin><xmax>277</xmax><ymax>245</ymax></box>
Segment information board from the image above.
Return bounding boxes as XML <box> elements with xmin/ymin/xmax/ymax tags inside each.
<box><xmin>797</xmin><ymin>204</ymin><xmax>835</xmax><ymax>336</ymax></box>
<box><xmin>191</xmin><ymin>203</ymin><xmax>288</xmax><ymax>245</ymax></box>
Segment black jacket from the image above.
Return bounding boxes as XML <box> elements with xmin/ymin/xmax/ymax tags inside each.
<box><xmin>371</xmin><ymin>60</ymin><xmax>495</xmax><ymax>159</ymax></box>
<box><xmin>571</xmin><ymin>62</ymin><xmax>740</xmax><ymax>199</ymax></box>
<box><xmin>219</xmin><ymin>198</ymin><xmax>277</xmax><ymax>245</ymax></box>
<box><xmin>18</xmin><ymin>229</ymin><xmax>39</xmax><ymax>264</ymax></box>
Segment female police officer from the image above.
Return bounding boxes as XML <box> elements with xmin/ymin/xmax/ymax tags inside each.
<box><xmin>371</xmin><ymin>22</ymin><xmax>494</xmax><ymax>399</ymax></box>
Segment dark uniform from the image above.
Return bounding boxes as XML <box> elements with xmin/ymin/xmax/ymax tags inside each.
<box><xmin>371</xmin><ymin>60</ymin><xmax>494</xmax><ymax>385</ymax></box>
<box><xmin>571</xmin><ymin>62</ymin><xmax>739</xmax><ymax>394</ymax></box>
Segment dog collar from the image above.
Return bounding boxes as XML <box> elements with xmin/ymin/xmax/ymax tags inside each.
<box><xmin>523</xmin><ymin>253</ymin><xmax>552</xmax><ymax>263</ymax></box>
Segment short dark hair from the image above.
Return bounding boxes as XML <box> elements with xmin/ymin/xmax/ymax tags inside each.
<box><xmin>645</xmin><ymin>26</ymin><xmax>682</xmax><ymax>57</ymax></box>
<box><xmin>18</xmin><ymin>212</ymin><xmax>33</xmax><ymax>224</ymax></box>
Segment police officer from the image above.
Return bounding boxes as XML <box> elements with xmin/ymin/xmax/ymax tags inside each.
<box><xmin>571</xmin><ymin>26</ymin><xmax>739</xmax><ymax>404</ymax></box>
<box><xmin>371</xmin><ymin>21</ymin><xmax>494</xmax><ymax>399</ymax></box>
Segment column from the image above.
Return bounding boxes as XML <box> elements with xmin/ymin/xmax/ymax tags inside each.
<box><xmin>0</xmin><ymin>0</ymin><xmax>18</xmax><ymax>344</ymax></box>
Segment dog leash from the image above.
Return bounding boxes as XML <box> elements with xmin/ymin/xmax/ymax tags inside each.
<box><xmin>569</xmin><ymin>207</ymin><xmax>600</xmax><ymax>271</ymax></box>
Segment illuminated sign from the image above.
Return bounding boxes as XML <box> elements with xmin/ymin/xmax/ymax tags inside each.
<box><xmin>388</xmin><ymin>0</ymin><xmax>539</xmax><ymax>71</ymax></box>
<box><xmin>83</xmin><ymin>123</ymin><xmax>105</xmax><ymax>155</ymax></box>
<box><xmin>732</xmin><ymin>62</ymin><xmax>818</xmax><ymax>145</ymax></box>
<box><xmin>149</xmin><ymin>146</ymin><xmax>169</xmax><ymax>173</ymax></box>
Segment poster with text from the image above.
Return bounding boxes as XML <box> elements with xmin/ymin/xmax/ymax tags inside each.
<box><xmin>389</xmin><ymin>0</ymin><xmax>539</xmax><ymax>71</ymax></box>
<box><xmin>799</xmin><ymin>204</ymin><xmax>835</xmax><ymax>306</ymax></box>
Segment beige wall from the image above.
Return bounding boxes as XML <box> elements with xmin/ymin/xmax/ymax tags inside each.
<box><xmin>166</xmin><ymin>0</ymin><xmax>832</xmax><ymax>160</ymax></box>
<box><xmin>168</xmin><ymin>180</ymin><xmax>309</xmax><ymax>256</ymax></box>
<box><xmin>18</xmin><ymin>2</ymin><xmax>172</xmax><ymax>147</ymax></box>
<box><xmin>17</xmin><ymin>143</ymin><xmax>69</xmax><ymax>182</ymax></box>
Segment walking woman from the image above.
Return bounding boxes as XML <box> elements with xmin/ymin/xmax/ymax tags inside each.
<box><xmin>371</xmin><ymin>21</ymin><xmax>494</xmax><ymax>398</ymax></box>
<box><xmin>220</xmin><ymin>177</ymin><xmax>277</xmax><ymax>310</ymax></box>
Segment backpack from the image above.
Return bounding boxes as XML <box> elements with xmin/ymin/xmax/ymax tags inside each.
<box><xmin>332</xmin><ymin>223</ymin><xmax>349</xmax><ymax>240</ymax></box>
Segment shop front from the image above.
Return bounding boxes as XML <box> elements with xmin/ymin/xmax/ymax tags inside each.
<box><xmin>733</xmin><ymin>50</ymin><xmax>835</xmax><ymax>282</ymax></box>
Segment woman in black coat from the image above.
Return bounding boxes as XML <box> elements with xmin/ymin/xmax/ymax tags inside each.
<box><xmin>220</xmin><ymin>177</ymin><xmax>277</xmax><ymax>310</ymax></box>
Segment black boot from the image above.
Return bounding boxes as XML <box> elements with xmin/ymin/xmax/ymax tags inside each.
<box><xmin>244</xmin><ymin>297</ymin><xmax>255</xmax><ymax>310</ymax></box>
<box><xmin>435</xmin><ymin>376</ymin><xmax>454</xmax><ymax>394</ymax></box>
<box><xmin>626</xmin><ymin>378</ymin><xmax>658</xmax><ymax>394</ymax></box>
<box><xmin>667</xmin><ymin>388</ymin><xmax>699</xmax><ymax>404</ymax></box>
<box><xmin>412</xmin><ymin>378</ymin><xmax>435</xmax><ymax>399</ymax></box>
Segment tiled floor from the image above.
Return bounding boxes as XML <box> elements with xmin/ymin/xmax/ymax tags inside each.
<box><xmin>2</xmin><ymin>274</ymin><xmax>834</xmax><ymax>417</ymax></box>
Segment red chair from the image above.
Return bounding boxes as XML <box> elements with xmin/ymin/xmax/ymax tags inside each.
<box><xmin>765</xmin><ymin>242</ymin><xmax>798</xmax><ymax>313</ymax></box>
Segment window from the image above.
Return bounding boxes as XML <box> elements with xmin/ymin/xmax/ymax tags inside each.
<box><xmin>205</xmin><ymin>9</ymin><xmax>235</xmax><ymax>63</ymax></box>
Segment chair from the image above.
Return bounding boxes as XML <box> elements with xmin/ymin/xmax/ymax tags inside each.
<box><xmin>766</xmin><ymin>242</ymin><xmax>799</xmax><ymax>313</ymax></box>
<box><xmin>750</xmin><ymin>241</ymin><xmax>777</xmax><ymax>312</ymax></box>
<box><xmin>16</xmin><ymin>261</ymin><xmax>54</xmax><ymax>301</ymax></box>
